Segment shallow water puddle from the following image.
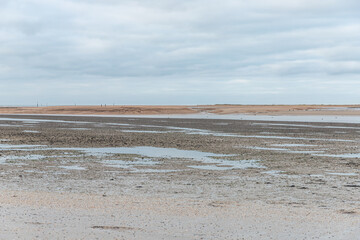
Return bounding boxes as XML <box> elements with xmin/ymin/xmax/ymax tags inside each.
<box><xmin>71</xmin><ymin>146</ymin><xmax>230</xmax><ymax>160</ymax></box>
<box><xmin>190</xmin><ymin>165</ymin><xmax>233</xmax><ymax>170</ymax></box>
<box><xmin>23</xmin><ymin>169</ymin><xmax>47</xmax><ymax>173</ymax></box>
<box><xmin>0</xmin><ymin>143</ymin><xmax>265</xmax><ymax>171</ymax></box>
<box><xmin>213</xmin><ymin>123</ymin><xmax>230</xmax><ymax>126</ymax></box>
<box><xmin>131</xmin><ymin>169</ymin><xmax>178</xmax><ymax>173</ymax></box>
<box><xmin>262</xmin><ymin>170</ymin><xmax>285</xmax><ymax>176</ymax></box>
<box><xmin>326</xmin><ymin>172</ymin><xmax>358</xmax><ymax>176</ymax></box>
<box><xmin>23</xmin><ymin>130</ymin><xmax>40</xmax><ymax>133</ymax></box>
<box><xmin>0</xmin><ymin>154</ymin><xmax>46</xmax><ymax>164</ymax></box>
<box><xmin>241</xmin><ymin>146</ymin><xmax>323</xmax><ymax>154</ymax></box>
<box><xmin>272</xmin><ymin>143</ymin><xmax>317</xmax><ymax>147</ymax></box>
<box><xmin>0</xmin><ymin>117</ymin><xmax>93</xmax><ymax>124</ymax></box>
<box><xmin>252</xmin><ymin>122</ymin><xmax>360</xmax><ymax>130</ymax></box>
<box><xmin>316</xmin><ymin>107</ymin><xmax>360</xmax><ymax>111</ymax></box>
<box><xmin>58</xmin><ymin>146</ymin><xmax>266</xmax><ymax>171</ymax></box>
<box><xmin>237</xmin><ymin>135</ymin><xmax>353</xmax><ymax>142</ymax></box>
<box><xmin>0</xmin><ymin>144</ymin><xmax>47</xmax><ymax>149</ymax></box>
<box><xmin>102</xmin><ymin>154</ymin><xmax>264</xmax><ymax>172</ymax></box>
<box><xmin>314</xmin><ymin>153</ymin><xmax>360</xmax><ymax>158</ymax></box>
<box><xmin>59</xmin><ymin>165</ymin><xmax>86</xmax><ymax>170</ymax></box>
<box><xmin>103</xmin><ymin>158</ymin><xmax>159</xmax><ymax>168</ymax></box>
<box><xmin>106</xmin><ymin>123</ymin><xmax>132</xmax><ymax>126</ymax></box>
<box><xmin>120</xmin><ymin>130</ymin><xmax>170</xmax><ymax>134</ymax></box>
<box><xmin>0</xmin><ymin>124</ymin><xmax>24</xmax><ymax>127</ymax></box>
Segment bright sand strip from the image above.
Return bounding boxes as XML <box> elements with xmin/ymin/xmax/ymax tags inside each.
<box><xmin>0</xmin><ymin>189</ymin><xmax>359</xmax><ymax>239</ymax></box>
<box><xmin>1</xmin><ymin>104</ymin><xmax>360</xmax><ymax>116</ymax></box>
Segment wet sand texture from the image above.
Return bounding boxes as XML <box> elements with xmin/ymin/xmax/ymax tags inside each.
<box><xmin>0</xmin><ymin>114</ymin><xmax>359</xmax><ymax>239</ymax></box>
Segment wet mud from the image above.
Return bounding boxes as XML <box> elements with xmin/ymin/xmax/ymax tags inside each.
<box><xmin>0</xmin><ymin>114</ymin><xmax>358</xmax><ymax>208</ymax></box>
<box><xmin>0</xmin><ymin>114</ymin><xmax>359</xmax><ymax>239</ymax></box>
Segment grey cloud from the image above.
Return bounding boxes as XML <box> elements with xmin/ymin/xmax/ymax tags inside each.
<box><xmin>0</xmin><ymin>0</ymin><xmax>359</xmax><ymax>105</ymax></box>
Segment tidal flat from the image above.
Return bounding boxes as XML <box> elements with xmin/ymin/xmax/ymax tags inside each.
<box><xmin>0</xmin><ymin>114</ymin><xmax>359</xmax><ymax>239</ymax></box>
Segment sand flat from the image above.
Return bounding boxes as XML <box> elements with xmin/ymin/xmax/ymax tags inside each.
<box><xmin>0</xmin><ymin>190</ymin><xmax>358</xmax><ymax>239</ymax></box>
<box><xmin>0</xmin><ymin>114</ymin><xmax>359</xmax><ymax>239</ymax></box>
<box><xmin>1</xmin><ymin>104</ymin><xmax>360</xmax><ymax>116</ymax></box>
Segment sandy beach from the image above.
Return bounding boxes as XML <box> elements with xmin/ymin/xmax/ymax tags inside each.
<box><xmin>1</xmin><ymin>104</ymin><xmax>360</xmax><ymax>116</ymax></box>
<box><xmin>0</xmin><ymin>112</ymin><xmax>359</xmax><ymax>239</ymax></box>
<box><xmin>3</xmin><ymin>0</ymin><xmax>359</xmax><ymax>237</ymax></box>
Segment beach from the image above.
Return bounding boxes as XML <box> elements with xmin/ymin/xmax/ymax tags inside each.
<box><xmin>0</xmin><ymin>109</ymin><xmax>359</xmax><ymax>239</ymax></box>
<box><xmin>1</xmin><ymin>104</ymin><xmax>360</xmax><ymax>116</ymax></box>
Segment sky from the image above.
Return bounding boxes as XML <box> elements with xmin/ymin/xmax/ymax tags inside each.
<box><xmin>0</xmin><ymin>0</ymin><xmax>359</xmax><ymax>105</ymax></box>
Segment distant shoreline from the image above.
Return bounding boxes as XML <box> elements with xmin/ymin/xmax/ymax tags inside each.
<box><xmin>0</xmin><ymin>104</ymin><xmax>360</xmax><ymax>116</ymax></box>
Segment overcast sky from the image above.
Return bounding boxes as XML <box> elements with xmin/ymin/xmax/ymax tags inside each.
<box><xmin>0</xmin><ymin>0</ymin><xmax>359</xmax><ymax>105</ymax></box>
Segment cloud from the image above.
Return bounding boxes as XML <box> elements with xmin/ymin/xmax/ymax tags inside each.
<box><xmin>0</xmin><ymin>0</ymin><xmax>359</xmax><ymax>105</ymax></box>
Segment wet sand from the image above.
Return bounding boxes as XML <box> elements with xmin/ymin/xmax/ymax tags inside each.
<box><xmin>0</xmin><ymin>114</ymin><xmax>359</xmax><ymax>239</ymax></box>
